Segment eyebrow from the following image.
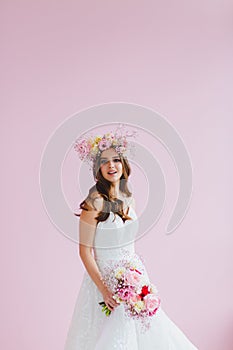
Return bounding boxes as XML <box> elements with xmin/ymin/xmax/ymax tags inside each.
<box><xmin>100</xmin><ymin>156</ymin><xmax>120</xmax><ymax>160</ymax></box>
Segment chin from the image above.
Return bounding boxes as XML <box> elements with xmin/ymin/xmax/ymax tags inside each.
<box><xmin>106</xmin><ymin>175</ymin><xmax>121</xmax><ymax>182</ymax></box>
<box><xmin>108</xmin><ymin>177</ymin><xmax>120</xmax><ymax>183</ymax></box>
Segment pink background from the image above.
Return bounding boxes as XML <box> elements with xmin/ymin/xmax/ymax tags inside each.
<box><xmin>1</xmin><ymin>1</ymin><xmax>232</xmax><ymax>349</ymax></box>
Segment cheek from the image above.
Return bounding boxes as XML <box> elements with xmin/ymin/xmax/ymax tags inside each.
<box><xmin>118</xmin><ymin>163</ymin><xmax>123</xmax><ymax>172</ymax></box>
<box><xmin>100</xmin><ymin>164</ymin><xmax>108</xmax><ymax>174</ymax></box>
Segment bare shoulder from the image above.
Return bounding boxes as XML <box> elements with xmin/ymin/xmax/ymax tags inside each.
<box><xmin>80</xmin><ymin>192</ymin><xmax>103</xmax><ymax>228</ymax></box>
<box><xmin>83</xmin><ymin>191</ymin><xmax>103</xmax><ymax>213</ymax></box>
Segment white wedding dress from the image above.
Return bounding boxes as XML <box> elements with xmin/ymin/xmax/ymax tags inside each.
<box><xmin>64</xmin><ymin>206</ymin><xmax>199</xmax><ymax>349</ymax></box>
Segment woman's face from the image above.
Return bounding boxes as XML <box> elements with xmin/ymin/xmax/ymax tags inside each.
<box><xmin>99</xmin><ymin>148</ymin><xmax>123</xmax><ymax>183</ymax></box>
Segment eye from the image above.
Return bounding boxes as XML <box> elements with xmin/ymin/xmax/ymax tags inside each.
<box><xmin>114</xmin><ymin>159</ymin><xmax>121</xmax><ymax>162</ymax></box>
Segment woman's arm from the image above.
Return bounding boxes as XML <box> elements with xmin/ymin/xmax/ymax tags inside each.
<box><xmin>79</xmin><ymin>197</ymin><xmax>119</xmax><ymax>311</ymax></box>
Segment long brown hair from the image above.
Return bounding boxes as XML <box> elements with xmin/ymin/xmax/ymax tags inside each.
<box><xmin>74</xmin><ymin>150</ymin><xmax>133</xmax><ymax>224</ymax></box>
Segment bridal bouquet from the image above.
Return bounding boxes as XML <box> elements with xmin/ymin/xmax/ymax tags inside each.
<box><xmin>99</xmin><ymin>255</ymin><xmax>161</xmax><ymax>324</ymax></box>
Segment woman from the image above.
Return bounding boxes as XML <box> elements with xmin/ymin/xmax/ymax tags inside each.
<box><xmin>64</xmin><ymin>125</ymin><xmax>199</xmax><ymax>349</ymax></box>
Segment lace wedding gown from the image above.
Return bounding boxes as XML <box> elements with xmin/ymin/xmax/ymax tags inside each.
<box><xmin>64</xmin><ymin>206</ymin><xmax>199</xmax><ymax>349</ymax></box>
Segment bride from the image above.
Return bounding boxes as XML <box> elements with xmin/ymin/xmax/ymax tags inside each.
<box><xmin>64</xmin><ymin>125</ymin><xmax>199</xmax><ymax>349</ymax></box>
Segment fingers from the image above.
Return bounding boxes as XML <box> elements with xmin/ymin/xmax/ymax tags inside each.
<box><xmin>106</xmin><ymin>303</ymin><xmax>114</xmax><ymax>311</ymax></box>
<box><xmin>105</xmin><ymin>295</ymin><xmax>119</xmax><ymax>311</ymax></box>
<box><xmin>102</xmin><ymin>288</ymin><xmax>120</xmax><ymax>311</ymax></box>
<box><xmin>105</xmin><ymin>300</ymin><xmax>116</xmax><ymax>310</ymax></box>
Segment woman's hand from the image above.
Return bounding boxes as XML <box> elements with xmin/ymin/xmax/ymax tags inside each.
<box><xmin>101</xmin><ymin>285</ymin><xmax>119</xmax><ymax>311</ymax></box>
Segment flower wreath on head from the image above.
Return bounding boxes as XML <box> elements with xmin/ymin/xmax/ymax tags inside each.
<box><xmin>74</xmin><ymin>123</ymin><xmax>138</xmax><ymax>169</ymax></box>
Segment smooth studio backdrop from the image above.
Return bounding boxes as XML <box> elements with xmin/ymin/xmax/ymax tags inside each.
<box><xmin>1</xmin><ymin>1</ymin><xmax>232</xmax><ymax>349</ymax></box>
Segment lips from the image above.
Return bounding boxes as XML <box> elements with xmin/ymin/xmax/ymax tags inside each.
<box><xmin>108</xmin><ymin>171</ymin><xmax>117</xmax><ymax>175</ymax></box>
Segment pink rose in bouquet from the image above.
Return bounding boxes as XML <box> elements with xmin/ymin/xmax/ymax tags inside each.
<box><xmin>117</xmin><ymin>285</ymin><xmax>135</xmax><ymax>301</ymax></box>
<box><xmin>125</xmin><ymin>269</ymin><xmax>142</xmax><ymax>286</ymax></box>
<box><xmin>144</xmin><ymin>294</ymin><xmax>161</xmax><ymax>315</ymax></box>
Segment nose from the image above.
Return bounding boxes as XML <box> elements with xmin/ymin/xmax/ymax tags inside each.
<box><xmin>108</xmin><ymin>160</ymin><xmax>115</xmax><ymax>168</ymax></box>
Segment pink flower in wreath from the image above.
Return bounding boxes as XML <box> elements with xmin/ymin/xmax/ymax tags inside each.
<box><xmin>144</xmin><ymin>294</ymin><xmax>160</xmax><ymax>314</ymax></box>
<box><xmin>123</xmin><ymin>139</ymin><xmax>128</xmax><ymax>147</ymax></box>
<box><xmin>115</xmin><ymin>145</ymin><xmax>126</xmax><ymax>154</ymax></box>
<box><xmin>98</xmin><ymin>138</ymin><xmax>112</xmax><ymax>151</ymax></box>
<box><xmin>74</xmin><ymin>140</ymin><xmax>91</xmax><ymax>160</ymax></box>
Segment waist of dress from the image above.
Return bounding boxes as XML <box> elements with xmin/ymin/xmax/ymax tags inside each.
<box><xmin>94</xmin><ymin>247</ymin><xmax>136</xmax><ymax>261</ymax></box>
<box><xmin>94</xmin><ymin>250</ymin><xmax>145</xmax><ymax>266</ymax></box>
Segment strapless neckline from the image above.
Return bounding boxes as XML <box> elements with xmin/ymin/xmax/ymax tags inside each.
<box><xmin>96</xmin><ymin>205</ymin><xmax>136</xmax><ymax>228</ymax></box>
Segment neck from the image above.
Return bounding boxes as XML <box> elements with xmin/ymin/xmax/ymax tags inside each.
<box><xmin>110</xmin><ymin>181</ymin><xmax>121</xmax><ymax>198</ymax></box>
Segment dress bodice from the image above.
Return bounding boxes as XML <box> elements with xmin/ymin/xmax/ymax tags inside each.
<box><xmin>93</xmin><ymin>206</ymin><xmax>139</xmax><ymax>262</ymax></box>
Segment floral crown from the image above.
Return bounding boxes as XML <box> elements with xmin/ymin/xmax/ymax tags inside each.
<box><xmin>74</xmin><ymin>123</ymin><xmax>138</xmax><ymax>168</ymax></box>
